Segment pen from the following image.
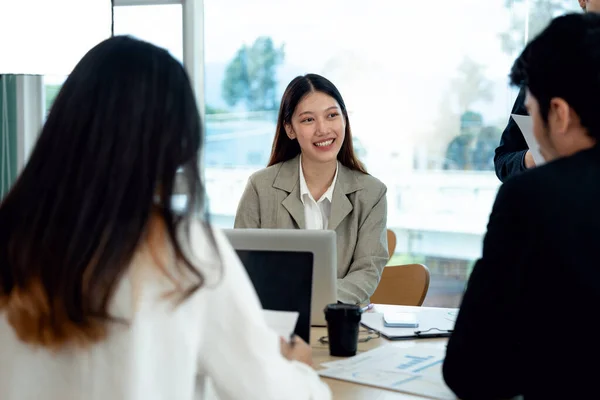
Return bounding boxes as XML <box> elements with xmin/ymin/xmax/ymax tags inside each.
<box><xmin>289</xmin><ymin>333</ymin><xmax>296</xmax><ymax>347</ymax></box>
<box><xmin>360</xmin><ymin>303</ymin><xmax>374</xmax><ymax>313</ymax></box>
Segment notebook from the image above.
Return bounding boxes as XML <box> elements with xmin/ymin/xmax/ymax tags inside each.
<box><xmin>361</xmin><ymin>307</ymin><xmax>457</xmax><ymax>340</ymax></box>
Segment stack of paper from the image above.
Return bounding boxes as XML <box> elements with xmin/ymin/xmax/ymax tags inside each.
<box><xmin>318</xmin><ymin>346</ymin><xmax>456</xmax><ymax>400</ymax></box>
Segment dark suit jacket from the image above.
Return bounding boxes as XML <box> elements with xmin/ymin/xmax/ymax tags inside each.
<box><xmin>494</xmin><ymin>86</ymin><xmax>528</xmax><ymax>182</ymax></box>
<box><xmin>443</xmin><ymin>145</ymin><xmax>600</xmax><ymax>400</ymax></box>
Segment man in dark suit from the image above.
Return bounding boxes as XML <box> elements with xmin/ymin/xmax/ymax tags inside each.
<box><xmin>494</xmin><ymin>0</ymin><xmax>594</xmax><ymax>182</ymax></box>
<box><xmin>443</xmin><ymin>13</ymin><xmax>600</xmax><ymax>400</ymax></box>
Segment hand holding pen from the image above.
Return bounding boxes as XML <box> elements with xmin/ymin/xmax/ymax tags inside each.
<box><xmin>280</xmin><ymin>334</ymin><xmax>313</xmax><ymax>366</ymax></box>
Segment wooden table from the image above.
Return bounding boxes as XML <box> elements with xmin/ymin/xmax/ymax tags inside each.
<box><xmin>311</xmin><ymin>305</ymin><xmax>450</xmax><ymax>400</ymax></box>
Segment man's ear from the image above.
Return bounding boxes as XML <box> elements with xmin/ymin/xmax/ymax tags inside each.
<box><xmin>579</xmin><ymin>0</ymin><xmax>587</xmax><ymax>11</ymax></box>
<box><xmin>285</xmin><ymin>124</ymin><xmax>295</xmax><ymax>139</ymax></box>
<box><xmin>549</xmin><ymin>97</ymin><xmax>573</xmax><ymax>137</ymax></box>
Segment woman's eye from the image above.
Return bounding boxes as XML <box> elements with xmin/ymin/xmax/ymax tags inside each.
<box><xmin>302</xmin><ymin>118</ymin><xmax>314</xmax><ymax>123</ymax></box>
<box><xmin>328</xmin><ymin>113</ymin><xmax>339</xmax><ymax>118</ymax></box>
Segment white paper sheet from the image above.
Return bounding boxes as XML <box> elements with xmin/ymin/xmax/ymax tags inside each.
<box><xmin>262</xmin><ymin>310</ymin><xmax>299</xmax><ymax>339</ymax></box>
<box><xmin>319</xmin><ymin>346</ymin><xmax>455</xmax><ymax>400</ymax></box>
<box><xmin>511</xmin><ymin>114</ymin><xmax>546</xmax><ymax>166</ymax></box>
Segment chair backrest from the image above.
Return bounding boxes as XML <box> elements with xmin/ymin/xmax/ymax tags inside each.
<box><xmin>386</xmin><ymin>229</ymin><xmax>397</xmax><ymax>260</ymax></box>
<box><xmin>370</xmin><ymin>264</ymin><xmax>430</xmax><ymax>306</ymax></box>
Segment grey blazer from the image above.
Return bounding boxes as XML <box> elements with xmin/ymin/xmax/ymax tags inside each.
<box><xmin>234</xmin><ymin>155</ymin><xmax>388</xmax><ymax>304</ymax></box>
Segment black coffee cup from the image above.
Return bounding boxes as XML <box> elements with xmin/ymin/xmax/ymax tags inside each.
<box><xmin>324</xmin><ymin>303</ymin><xmax>361</xmax><ymax>357</ymax></box>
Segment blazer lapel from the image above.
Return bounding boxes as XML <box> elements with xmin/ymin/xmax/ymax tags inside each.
<box><xmin>274</xmin><ymin>155</ymin><xmax>306</xmax><ymax>229</ymax></box>
<box><xmin>329</xmin><ymin>186</ymin><xmax>352</xmax><ymax>231</ymax></box>
<box><xmin>272</xmin><ymin>156</ymin><xmax>364</xmax><ymax>230</ymax></box>
<box><xmin>328</xmin><ymin>164</ymin><xmax>363</xmax><ymax>231</ymax></box>
<box><xmin>282</xmin><ymin>186</ymin><xmax>305</xmax><ymax>229</ymax></box>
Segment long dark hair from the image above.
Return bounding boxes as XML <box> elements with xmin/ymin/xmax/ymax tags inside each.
<box><xmin>267</xmin><ymin>74</ymin><xmax>367</xmax><ymax>173</ymax></box>
<box><xmin>0</xmin><ymin>36</ymin><xmax>216</xmax><ymax>349</ymax></box>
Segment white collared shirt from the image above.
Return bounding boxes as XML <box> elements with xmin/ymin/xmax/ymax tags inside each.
<box><xmin>0</xmin><ymin>223</ymin><xmax>331</xmax><ymax>400</ymax></box>
<box><xmin>299</xmin><ymin>156</ymin><xmax>339</xmax><ymax>230</ymax></box>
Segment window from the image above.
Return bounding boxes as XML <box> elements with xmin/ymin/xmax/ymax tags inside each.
<box><xmin>25</xmin><ymin>0</ymin><xmax>583</xmax><ymax>308</ymax></box>
<box><xmin>1</xmin><ymin>76</ymin><xmax>18</xmax><ymax>199</ymax></box>
<box><xmin>203</xmin><ymin>0</ymin><xmax>583</xmax><ymax>307</ymax></box>
<box><xmin>43</xmin><ymin>75</ymin><xmax>68</xmax><ymax>119</ymax></box>
<box><xmin>1</xmin><ymin>0</ymin><xmax>111</xmax><ymax>75</ymax></box>
<box><xmin>113</xmin><ymin>4</ymin><xmax>183</xmax><ymax>63</ymax></box>
<box><xmin>43</xmin><ymin>3</ymin><xmax>183</xmax><ymax>118</ymax></box>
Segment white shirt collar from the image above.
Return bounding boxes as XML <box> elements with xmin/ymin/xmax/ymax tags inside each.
<box><xmin>299</xmin><ymin>155</ymin><xmax>339</xmax><ymax>204</ymax></box>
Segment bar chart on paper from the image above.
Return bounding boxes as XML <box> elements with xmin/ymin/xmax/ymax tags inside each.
<box><xmin>319</xmin><ymin>346</ymin><xmax>455</xmax><ymax>400</ymax></box>
<box><xmin>397</xmin><ymin>354</ymin><xmax>444</xmax><ymax>377</ymax></box>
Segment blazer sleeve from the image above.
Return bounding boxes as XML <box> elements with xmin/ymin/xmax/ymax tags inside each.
<box><xmin>337</xmin><ymin>186</ymin><xmax>389</xmax><ymax>304</ymax></box>
<box><xmin>494</xmin><ymin>86</ymin><xmax>529</xmax><ymax>182</ymax></box>
<box><xmin>197</xmin><ymin>226</ymin><xmax>331</xmax><ymax>400</ymax></box>
<box><xmin>234</xmin><ymin>176</ymin><xmax>261</xmax><ymax>228</ymax></box>
<box><xmin>442</xmin><ymin>180</ymin><xmax>526</xmax><ymax>399</ymax></box>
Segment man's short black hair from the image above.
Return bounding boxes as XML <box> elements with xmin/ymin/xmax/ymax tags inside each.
<box><xmin>510</xmin><ymin>13</ymin><xmax>600</xmax><ymax>140</ymax></box>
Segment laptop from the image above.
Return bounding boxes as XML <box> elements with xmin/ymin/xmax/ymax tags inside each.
<box><xmin>224</xmin><ymin>229</ymin><xmax>337</xmax><ymax>328</ymax></box>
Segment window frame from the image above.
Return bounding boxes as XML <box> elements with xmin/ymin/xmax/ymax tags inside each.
<box><xmin>16</xmin><ymin>76</ymin><xmax>43</xmax><ymax>171</ymax></box>
<box><xmin>22</xmin><ymin>0</ymin><xmax>204</xmax><ymax>172</ymax></box>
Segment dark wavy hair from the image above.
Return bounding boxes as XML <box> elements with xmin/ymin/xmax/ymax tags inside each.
<box><xmin>0</xmin><ymin>36</ymin><xmax>217</xmax><ymax>349</ymax></box>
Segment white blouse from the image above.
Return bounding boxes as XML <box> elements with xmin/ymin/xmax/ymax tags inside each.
<box><xmin>298</xmin><ymin>156</ymin><xmax>339</xmax><ymax>230</ymax></box>
<box><xmin>0</xmin><ymin>221</ymin><xmax>331</xmax><ymax>400</ymax></box>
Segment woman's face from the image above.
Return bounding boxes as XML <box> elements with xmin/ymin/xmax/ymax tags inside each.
<box><xmin>285</xmin><ymin>91</ymin><xmax>346</xmax><ymax>165</ymax></box>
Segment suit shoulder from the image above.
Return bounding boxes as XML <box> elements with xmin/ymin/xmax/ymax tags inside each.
<box><xmin>247</xmin><ymin>163</ymin><xmax>282</xmax><ymax>187</ymax></box>
<box><xmin>356</xmin><ymin>171</ymin><xmax>387</xmax><ymax>194</ymax></box>
<box><xmin>497</xmin><ymin>157</ymin><xmax>577</xmax><ymax>214</ymax></box>
<box><xmin>503</xmin><ymin>155</ymin><xmax>574</xmax><ymax>195</ymax></box>
<box><xmin>343</xmin><ymin>169</ymin><xmax>387</xmax><ymax>207</ymax></box>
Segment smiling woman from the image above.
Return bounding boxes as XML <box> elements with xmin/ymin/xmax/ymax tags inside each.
<box><xmin>234</xmin><ymin>74</ymin><xmax>389</xmax><ymax>305</ymax></box>
<box><xmin>267</xmin><ymin>74</ymin><xmax>366</xmax><ymax>174</ymax></box>
<box><xmin>288</xmin><ymin>92</ymin><xmax>345</xmax><ymax>168</ymax></box>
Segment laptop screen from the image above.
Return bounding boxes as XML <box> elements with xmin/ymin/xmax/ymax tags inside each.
<box><xmin>235</xmin><ymin>249</ymin><xmax>313</xmax><ymax>343</ymax></box>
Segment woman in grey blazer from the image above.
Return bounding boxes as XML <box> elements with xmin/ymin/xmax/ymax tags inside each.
<box><xmin>235</xmin><ymin>74</ymin><xmax>388</xmax><ymax>304</ymax></box>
